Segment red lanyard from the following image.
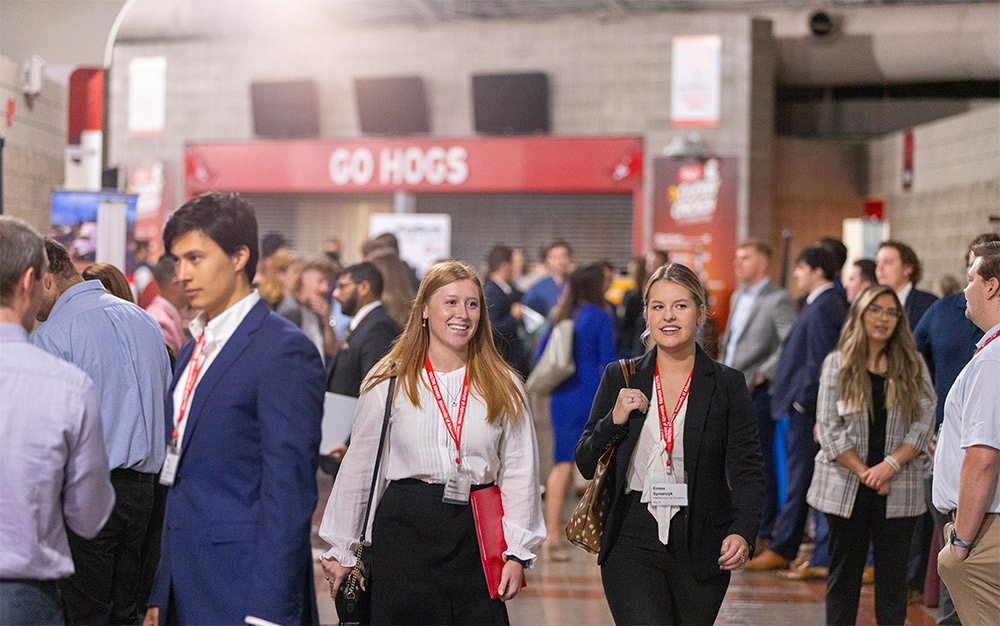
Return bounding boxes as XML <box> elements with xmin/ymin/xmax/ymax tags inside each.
<box><xmin>172</xmin><ymin>331</ymin><xmax>207</xmax><ymax>445</ymax></box>
<box><xmin>653</xmin><ymin>363</ymin><xmax>693</xmax><ymax>468</ymax></box>
<box><xmin>425</xmin><ymin>357</ymin><xmax>470</xmax><ymax>466</ymax></box>
<box><xmin>975</xmin><ymin>328</ymin><xmax>1000</xmax><ymax>356</ymax></box>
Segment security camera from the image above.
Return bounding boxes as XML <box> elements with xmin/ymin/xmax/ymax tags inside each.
<box><xmin>808</xmin><ymin>11</ymin><xmax>837</xmax><ymax>38</ymax></box>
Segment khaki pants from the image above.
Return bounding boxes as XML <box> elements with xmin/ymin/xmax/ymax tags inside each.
<box><xmin>938</xmin><ymin>514</ymin><xmax>1000</xmax><ymax>626</ymax></box>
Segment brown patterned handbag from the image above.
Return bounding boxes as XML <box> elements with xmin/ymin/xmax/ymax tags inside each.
<box><xmin>565</xmin><ymin>359</ymin><xmax>635</xmax><ymax>554</ymax></box>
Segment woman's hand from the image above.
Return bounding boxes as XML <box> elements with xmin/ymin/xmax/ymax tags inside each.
<box><xmin>321</xmin><ymin>557</ymin><xmax>359</xmax><ymax>601</ymax></box>
<box><xmin>718</xmin><ymin>534</ymin><xmax>750</xmax><ymax>571</ymax></box>
<box><xmin>860</xmin><ymin>461</ymin><xmax>896</xmax><ymax>493</ymax></box>
<box><xmin>142</xmin><ymin>607</ymin><xmax>158</xmax><ymax>626</ymax></box>
<box><xmin>497</xmin><ymin>559</ymin><xmax>524</xmax><ymax>602</ymax></box>
<box><xmin>612</xmin><ymin>388</ymin><xmax>649</xmax><ymax>425</ymax></box>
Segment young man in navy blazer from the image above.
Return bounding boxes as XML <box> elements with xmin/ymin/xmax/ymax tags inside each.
<box><xmin>749</xmin><ymin>245</ymin><xmax>847</xmax><ymax>571</ymax></box>
<box><xmin>144</xmin><ymin>192</ymin><xmax>325</xmax><ymax>626</ymax></box>
<box><xmin>877</xmin><ymin>240</ymin><xmax>938</xmax><ymax>331</ymax></box>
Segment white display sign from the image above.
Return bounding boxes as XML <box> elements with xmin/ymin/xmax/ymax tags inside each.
<box><xmin>128</xmin><ymin>57</ymin><xmax>166</xmax><ymax>136</ymax></box>
<box><xmin>369</xmin><ymin>213</ymin><xmax>451</xmax><ymax>278</ymax></box>
<box><xmin>671</xmin><ymin>35</ymin><xmax>722</xmax><ymax>127</ymax></box>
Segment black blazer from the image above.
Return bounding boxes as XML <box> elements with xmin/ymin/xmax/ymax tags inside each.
<box><xmin>326</xmin><ymin>305</ymin><xmax>401</xmax><ymax>397</ymax></box>
<box><xmin>575</xmin><ymin>345</ymin><xmax>763</xmax><ymax>581</ymax></box>
<box><xmin>483</xmin><ymin>278</ymin><xmax>528</xmax><ymax>378</ymax></box>
<box><xmin>904</xmin><ymin>288</ymin><xmax>938</xmax><ymax>332</ymax></box>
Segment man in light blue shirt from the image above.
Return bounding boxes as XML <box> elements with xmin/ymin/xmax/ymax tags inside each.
<box><xmin>0</xmin><ymin>217</ymin><xmax>116</xmax><ymax>625</ymax></box>
<box><xmin>31</xmin><ymin>238</ymin><xmax>170</xmax><ymax>625</ymax></box>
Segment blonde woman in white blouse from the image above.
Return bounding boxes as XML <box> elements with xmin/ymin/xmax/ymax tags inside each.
<box><xmin>319</xmin><ymin>260</ymin><xmax>545</xmax><ymax>625</ymax></box>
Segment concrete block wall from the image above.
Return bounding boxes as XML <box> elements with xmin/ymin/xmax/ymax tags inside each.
<box><xmin>1</xmin><ymin>54</ymin><xmax>67</xmax><ymax>231</ymax></box>
<box><xmin>108</xmin><ymin>12</ymin><xmax>769</xmax><ymax>252</ymax></box>
<box><xmin>869</xmin><ymin>104</ymin><xmax>1000</xmax><ymax>288</ymax></box>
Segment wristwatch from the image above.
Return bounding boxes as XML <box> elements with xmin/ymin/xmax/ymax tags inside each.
<box><xmin>505</xmin><ymin>555</ymin><xmax>529</xmax><ymax>567</ymax></box>
<box><xmin>949</xmin><ymin>528</ymin><xmax>971</xmax><ymax>550</ymax></box>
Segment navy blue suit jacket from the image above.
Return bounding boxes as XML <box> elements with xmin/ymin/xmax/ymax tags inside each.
<box><xmin>151</xmin><ymin>300</ymin><xmax>325</xmax><ymax>625</ymax></box>
<box><xmin>771</xmin><ymin>287</ymin><xmax>847</xmax><ymax>420</ymax></box>
<box><xmin>483</xmin><ymin>278</ymin><xmax>528</xmax><ymax>378</ymax></box>
<box><xmin>904</xmin><ymin>287</ymin><xmax>938</xmax><ymax>331</ymax></box>
<box><xmin>913</xmin><ymin>293</ymin><xmax>983</xmax><ymax>426</ymax></box>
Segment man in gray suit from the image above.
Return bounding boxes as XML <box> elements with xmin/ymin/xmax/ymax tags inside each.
<box><xmin>719</xmin><ymin>240</ymin><xmax>797</xmax><ymax>555</ymax></box>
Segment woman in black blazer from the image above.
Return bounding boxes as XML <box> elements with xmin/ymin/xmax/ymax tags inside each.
<box><xmin>576</xmin><ymin>263</ymin><xmax>763</xmax><ymax>625</ymax></box>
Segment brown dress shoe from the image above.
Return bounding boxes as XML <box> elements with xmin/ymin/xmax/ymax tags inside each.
<box><xmin>777</xmin><ymin>565</ymin><xmax>829</xmax><ymax>580</ymax></box>
<box><xmin>745</xmin><ymin>549</ymin><xmax>791</xmax><ymax>571</ymax></box>
<box><xmin>862</xmin><ymin>566</ymin><xmax>875</xmax><ymax>585</ymax></box>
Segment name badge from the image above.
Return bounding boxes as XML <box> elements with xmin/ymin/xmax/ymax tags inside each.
<box><xmin>650</xmin><ymin>477</ymin><xmax>688</xmax><ymax>507</ymax></box>
<box><xmin>159</xmin><ymin>446</ymin><xmax>180</xmax><ymax>486</ymax></box>
<box><xmin>442</xmin><ymin>471</ymin><xmax>471</xmax><ymax>505</ymax></box>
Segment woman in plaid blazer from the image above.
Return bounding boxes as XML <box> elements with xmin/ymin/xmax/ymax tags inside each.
<box><xmin>807</xmin><ymin>284</ymin><xmax>936</xmax><ymax>625</ymax></box>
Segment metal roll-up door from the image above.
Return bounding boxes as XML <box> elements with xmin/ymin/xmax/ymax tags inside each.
<box><xmin>415</xmin><ymin>193</ymin><xmax>634</xmax><ymax>270</ymax></box>
<box><xmin>244</xmin><ymin>194</ymin><xmax>299</xmax><ymax>249</ymax></box>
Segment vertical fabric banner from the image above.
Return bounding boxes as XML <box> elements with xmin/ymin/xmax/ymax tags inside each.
<box><xmin>670</xmin><ymin>35</ymin><xmax>722</xmax><ymax>127</ymax></box>
<box><xmin>651</xmin><ymin>156</ymin><xmax>738</xmax><ymax>351</ymax></box>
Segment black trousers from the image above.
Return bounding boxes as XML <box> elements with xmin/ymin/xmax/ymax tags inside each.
<box><xmin>370</xmin><ymin>479</ymin><xmax>509</xmax><ymax>625</ymax></box>
<box><xmin>135</xmin><ymin>482</ymin><xmax>167</xmax><ymax>613</ymax></box>
<box><xmin>752</xmin><ymin>384</ymin><xmax>779</xmax><ymax>541</ymax></box>
<box><xmin>826</xmin><ymin>486</ymin><xmax>918</xmax><ymax>626</ymax></box>
<box><xmin>601</xmin><ymin>492</ymin><xmax>729</xmax><ymax>626</ymax></box>
<box><xmin>61</xmin><ymin>469</ymin><xmax>155</xmax><ymax>625</ymax></box>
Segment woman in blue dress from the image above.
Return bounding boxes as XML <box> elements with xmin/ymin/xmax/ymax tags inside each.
<box><xmin>535</xmin><ymin>264</ymin><xmax>617</xmax><ymax>560</ymax></box>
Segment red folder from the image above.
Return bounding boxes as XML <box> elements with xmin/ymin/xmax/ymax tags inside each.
<box><xmin>470</xmin><ymin>485</ymin><xmax>527</xmax><ymax>599</ymax></box>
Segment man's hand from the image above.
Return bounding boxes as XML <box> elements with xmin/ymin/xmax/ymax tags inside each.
<box><xmin>510</xmin><ymin>302</ymin><xmax>523</xmax><ymax>321</ymax></box>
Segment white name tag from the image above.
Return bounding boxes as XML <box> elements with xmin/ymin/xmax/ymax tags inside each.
<box><xmin>442</xmin><ymin>472</ymin><xmax>471</xmax><ymax>505</ymax></box>
<box><xmin>650</xmin><ymin>479</ymin><xmax>688</xmax><ymax>507</ymax></box>
<box><xmin>159</xmin><ymin>446</ymin><xmax>180</xmax><ymax>486</ymax></box>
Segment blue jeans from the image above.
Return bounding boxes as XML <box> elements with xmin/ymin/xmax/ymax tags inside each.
<box><xmin>0</xmin><ymin>579</ymin><xmax>65</xmax><ymax>625</ymax></box>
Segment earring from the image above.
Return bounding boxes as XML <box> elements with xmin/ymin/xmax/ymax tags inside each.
<box><xmin>422</xmin><ymin>318</ymin><xmax>428</xmax><ymax>329</ymax></box>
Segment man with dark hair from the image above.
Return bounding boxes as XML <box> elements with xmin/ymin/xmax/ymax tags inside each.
<box><xmin>720</xmin><ymin>240</ymin><xmax>797</xmax><ymax>557</ymax></box>
<box><xmin>750</xmin><ymin>245</ymin><xmax>848</xmax><ymax>571</ymax></box>
<box><xmin>321</xmin><ymin>261</ymin><xmax>402</xmax><ymax>474</ymax></box>
<box><xmin>523</xmin><ymin>240</ymin><xmax>573</xmax><ymax>318</ymax></box>
<box><xmin>934</xmin><ymin>241</ymin><xmax>1000</xmax><ymax>624</ymax></box>
<box><xmin>877</xmin><ymin>240</ymin><xmax>937</xmax><ymax>330</ymax></box>
<box><xmin>31</xmin><ymin>238</ymin><xmax>170</xmax><ymax>625</ymax></box>
<box><xmin>816</xmin><ymin>236</ymin><xmax>849</xmax><ymax>295</ymax></box>
<box><xmin>145</xmin><ymin>192</ymin><xmax>324</xmax><ymax>625</ymax></box>
<box><xmin>0</xmin><ymin>217</ymin><xmax>115</xmax><ymax>625</ymax></box>
<box><xmin>144</xmin><ymin>255</ymin><xmax>189</xmax><ymax>357</ymax></box>
<box><xmin>845</xmin><ymin>258</ymin><xmax>877</xmax><ymax>304</ymax></box>
<box><xmin>484</xmin><ymin>245</ymin><xmax>528</xmax><ymax>377</ymax></box>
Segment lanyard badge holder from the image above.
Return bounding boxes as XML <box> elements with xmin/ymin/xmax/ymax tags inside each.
<box><xmin>649</xmin><ymin>363</ymin><xmax>692</xmax><ymax>508</ymax></box>
<box><xmin>426</xmin><ymin>357</ymin><xmax>472</xmax><ymax>505</ymax></box>
<box><xmin>160</xmin><ymin>332</ymin><xmax>207</xmax><ymax>486</ymax></box>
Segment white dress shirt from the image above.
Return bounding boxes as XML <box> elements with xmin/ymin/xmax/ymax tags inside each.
<box><xmin>319</xmin><ymin>366</ymin><xmax>546</xmax><ymax>566</ymax></box>
<box><xmin>173</xmin><ymin>291</ymin><xmax>261</xmax><ymax>449</ymax></box>
<box><xmin>897</xmin><ymin>282</ymin><xmax>914</xmax><ymax>307</ymax></box>
<box><xmin>626</xmin><ymin>388</ymin><xmax>689</xmax><ymax>545</ymax></box>
<box><xmin>349</xmin><ymin>300</ymin><xmax>383</xmax><ymax>332</ymax></box>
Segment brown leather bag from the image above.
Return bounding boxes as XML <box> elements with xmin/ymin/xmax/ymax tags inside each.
<box><xmin>565</xmin><ymin>358</ymin><xmax>635</xmax><ymax>554</ymax></box>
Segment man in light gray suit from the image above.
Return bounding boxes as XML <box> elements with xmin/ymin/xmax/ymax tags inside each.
<box><xmin>719</xmin><ymin>240</ymin><xmax>797</xmax><ymax>554</ymax></box>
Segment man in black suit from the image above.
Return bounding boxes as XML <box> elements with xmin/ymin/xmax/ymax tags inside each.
<box><xmin>876</xmin><ymin>240</ymin><xmax>937</xmax><ymax>331</ymax></box>
<box><xmin>320</xmin><ymin>262</ymin><xmax>401</xmax><ymax>474</ymax></box>
<box><xmin>483</xmin><ymin>245</ymin><xmax>528</xmax><ymax>378</ymax></box>
<box><xmin>749</xmin><ymin>246</ymin><xmax>848</xmax><ymax>571</ymax></box>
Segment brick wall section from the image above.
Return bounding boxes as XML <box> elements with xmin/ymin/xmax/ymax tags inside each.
<box><xmin>109</xmin><ymin>13</ymin><xmax>767</xmax><ymax>252</ymax></box>
<box><xmin>869</xmin><ymin>105</ymin><xmax>1000</xmax><ymax>288</ymax></box>
<box><xmin>1</xmin><ymin>54</ymin><xmax>67</xmax><ymax>231</ymax></box>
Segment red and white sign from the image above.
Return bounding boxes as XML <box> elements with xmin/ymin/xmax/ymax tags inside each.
<box><xmin>185</xmin><ymin>136</ymin><xmax>643</xmax><ymax>195</ymax></box>
<box><xmin>652</xmin><ymin>156</ymin><xmax>738</xmax><ymax>333</ymax></box>
<box><xmin>671</xmin><ymin>35</ymin><xmax>722</xmax><ymax>127</ymax></box>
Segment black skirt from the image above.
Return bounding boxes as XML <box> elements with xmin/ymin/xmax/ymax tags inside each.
<box><xmin>370</xmin><ymin>478</ymin><xmax>509</xmax><ymax>626</ymax></box>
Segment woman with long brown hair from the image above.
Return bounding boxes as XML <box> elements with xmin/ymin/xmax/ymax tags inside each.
<box><xmin>807</xmin><ymin>284</ymin><xmax>935</xmax><ymax>625</ymax></box>
<box><xmin>318</xmin><ymin>260</ymin><xmax>545</xmax><ymax>624</ymax></box>
<box><xmin>536</xmin><ymin>263</ymin><xmax>617</xmax><ymax>560</ymax></box>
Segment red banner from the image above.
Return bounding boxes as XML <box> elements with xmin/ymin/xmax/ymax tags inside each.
<box><xmin>651</xmin><ymin>156</ymin><xmax>739</xmax><ymax>345</ymax></box>
<box><xmin>185</xmin><ymin>136</ymin><xmax>643</xmax><ymax>195</ymax></box>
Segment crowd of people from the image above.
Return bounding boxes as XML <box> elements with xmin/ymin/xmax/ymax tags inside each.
<box><xmin>1</xmin><ymin>191</ymin><xmax>998</xmax><ymax>626</ymax></box>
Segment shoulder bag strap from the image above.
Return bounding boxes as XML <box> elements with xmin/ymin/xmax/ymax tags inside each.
<box><xmin>358</xmin><ymin>376</ymin><xmax>396</xmax><ymax>543</ymax></box>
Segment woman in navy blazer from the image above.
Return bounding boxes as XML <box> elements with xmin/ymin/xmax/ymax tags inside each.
<box><xmin>576</xmin><ymin>264</ymin><xmax>763</xmax><ymax>625</ymax></box>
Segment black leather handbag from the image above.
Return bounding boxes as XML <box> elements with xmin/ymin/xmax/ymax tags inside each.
<box><xmin>335</xmin><ymin>377</ymin><xmax>395</xmax><ymax>625</ymax></box>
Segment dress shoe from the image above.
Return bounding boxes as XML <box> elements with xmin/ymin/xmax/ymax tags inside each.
<box><xmin>754</xmin><ymin>537</ymin><xmax>770</xmax><ymax>557</ymax></box>
<box><xmin>745</xmin><ymin>549</ymin><xmax>791</xmax><ymax>571</ymax></box>
<box><xmin>777</xmin><ymin>563</ymin><xmax>828</xmax><ymax>580</ymax></box>
<box><xmin>862</xmin><ymin>566</ymin><xmax>875</xmax><ymax>585</ymax></box>
<box><xmin>543</xmin><ymin>542</ymin><xmax>570</xmax><ymax>562</ymax></box>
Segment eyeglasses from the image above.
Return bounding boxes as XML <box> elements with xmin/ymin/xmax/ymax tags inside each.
<box><xmin>335</xmin><ymin>280</ymin><xmax>354</xmax><ymax>291</ymax></box>
<box><xmin>867</xmin><ymin>304</ymin><xmax>902</xmax><ymax>319</ymax></box>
